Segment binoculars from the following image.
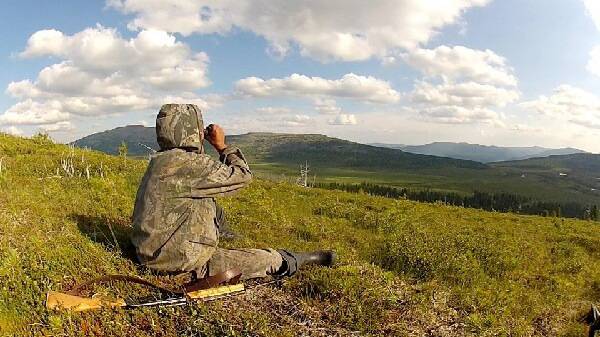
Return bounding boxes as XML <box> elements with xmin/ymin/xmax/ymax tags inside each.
<box><xmin>203</xmin><ymin>124</ymin><xmax>214</xmax><ymax>137</ymax></box>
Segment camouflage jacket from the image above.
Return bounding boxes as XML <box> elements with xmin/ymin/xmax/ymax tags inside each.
<box><xmin>131</xmin><ymin>146</ymin><xmax>252</xmax><ymax>272</ymax></box>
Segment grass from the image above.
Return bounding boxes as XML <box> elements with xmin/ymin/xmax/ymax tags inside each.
<box><xmin>1</xmin><ymin>133</ymin><xmax>599</xmax><ymax>336</ymax></box>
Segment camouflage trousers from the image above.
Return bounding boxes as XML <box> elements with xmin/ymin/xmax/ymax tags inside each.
<box><xmin>197</xmin><ymin>204</ymin><xmax>283</xmax><ymax>280</ymax></box>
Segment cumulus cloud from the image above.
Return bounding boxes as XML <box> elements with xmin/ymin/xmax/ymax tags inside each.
<box><xmin>408</xmin><ymin>79</ymin><xmax>518</xmax><ymax>125</ymax></box>
<box><xmin>584</xmin><ymin>0</ymin><xmax>600</xmax><ymax>31</ymax></box>
<box><xmin>255</xmin><ymin>107</ymin><xmax>292</xmax><ymax>114</ymax></box>
<box><xmin>39</xmin><ymin>121</ymin><xmax>75</xmax><ymax>132</ymax></box>
<box><xmin>1</xmin><ymin>126</ymin><xmax>23</xmax><ymax>136</ymax></box>
<box><xmin>411</xmin><ymin>81</ymin><xmax>519</xmax><ymax>108</ymax></box>
<box><xmin>235</xmin><ymin>73</ymin><xmax>400</xmax><ymax>104</ymax></box>
<box><xmin>402</xmin><ymin>45</ymin><xmax>518</xmax><ymax>125</ymax></box>
<box><xmin>521</xmin><ymin>85</ymin><xmax>600</xmax><ymax>116</ymax></box>
<box><xmin>329</xmin><ymin>114</ymin><xmax>358</xmax><ymax>125</ymax></box>
<box><xmin>0</xmin><ymin>99</ymin><xmax>71</xmax><ymax>125</ymax></box>
<box><xmin>510</xmin><ymin>124</ymin><xmax>543</xmax><ymax>132</ymax></box>
<box><xmin>1</xmin><ymin>26</ymin><xmax>211</xmax><ymax>130</ymax></box>
<box><xmin>521</xmin><ymin>85</ymin><xmax>600</xmax><ymax>129</ymax></box>
<box><xmin>571</xmin><ymin>118</ymin><xmax>600</xmax><ymax>129</ymax></box>
<box><xmin>108</xmin><ymin>0</ymin><xmax>490</xmax><ymax>62</ymax></box>
<box><xmin>403</xmin><ymin>45</ymin><xmax>517</xmax><ymax>86</ymax></box>
<box><xmin>281</xmin><ymin>114</ymin><xmax>313</xmax><ymax>127</ymax></box>
<box><xmin>583</xmin><ymin>1</ymin><xmax>600</xmax><ymax>78</ymax></box>
<box><xmin>587</xmin><ymin>46</ymin><xmax>600</xmax><ymax>77</ymax></box>
<box><xmin>418</xmin><ymin>106</ymin><xmax>502</xmax><ymax>124</ymax></box>
<box><xmin>313</xmin><ymin>98</ymin><xmax>342</xmax><ymax>115</ymax></box>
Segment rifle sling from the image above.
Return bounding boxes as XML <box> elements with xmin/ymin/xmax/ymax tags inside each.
<box><xmin>67</xmin><ymin>274</ymin><xmax>183</xmax><ymax>296</ymax></box>
<box><xmin>66</xmin><ymin>268</ymin><xmax>242</xmax><ymax>297</ymax></box>
<box><xmin>185</xmin><ymin>268</ymin><xmax>242</xmax><ymax>293</ymax></box>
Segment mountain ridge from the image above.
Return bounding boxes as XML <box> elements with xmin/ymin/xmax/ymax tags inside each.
<box><xmin>73</xmin><ymin>125</ymin><xmax>586</xmax><ymax>163</ymax></box>
<box><xmin>71</xmin><ymin>125</ymin><xmax>600</xmax><ymax>205</ymax></box>
<box><xmin>371</xmin><ymin>141</ymin><xmax>586</xmax><ymax>163</ymax></box>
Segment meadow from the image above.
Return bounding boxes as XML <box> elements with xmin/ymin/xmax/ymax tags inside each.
<box><xmin>1</xmin><ymin>133</ymin><xmax>599</xmax><ymax>336</ymax></box>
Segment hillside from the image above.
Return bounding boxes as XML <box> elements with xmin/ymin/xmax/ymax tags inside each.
<box><xmin>372</xmin><ymin>142</ymin><xmax>586</xmax><ymax>163</ymax></box>
<box><xmin>72</xmin><ymin>126</ymin><xmax>600</xmax><ymax>205</ymax></box>
<box><xmin>1</xmin><ymin>132</ymin><xmax>599</xmax><ymax>336</ymax></box>
<box><xmin>493</xmin><ymin>153</ymin><xmax>600</xmax><ymax>172</ymax></box>
<box><xmin>493</xmin><ymin>153</ymin><xmax>600</xmax><ymax>196</ymax></box>
<box><xmin>226</xmin><ymin>132</ymin><xmax>486</xmax><ymax>170</ymax></box>
<box><xmin>73</xmin><ymin>126</ymin><xmax>486</xmax><ymax>170</ymax></box>
<box><xmin>72</xmin><ymin>125</ymin><xmax>158</xmax><ymax>156</ymax></box>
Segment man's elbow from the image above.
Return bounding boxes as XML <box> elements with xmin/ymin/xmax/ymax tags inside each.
<box><xmin>241</xmin><ymin>168</ymin><xmax>253</xmax><ymax>185</ymax></box>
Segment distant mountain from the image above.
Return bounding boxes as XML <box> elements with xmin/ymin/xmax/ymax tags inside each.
<box><xmin>493</xmin><ymin>153</ymin><xmax>600</xmax><ymax>174</ymax></box>
<box><xmin>73</xmin><ymin>125</ymin><xmax>158</xmax><ymax>156</ymax></box>
<box><xmin>73</xmin><ymin>126</ymin><xmax>486</xmax><ymax>170</ymax></box>
<box><xmin>226</xmin><ymin>133</ymin><xmax>487</xmax><ymax>170</ymax></box>
<box><xmin>371</xmin><ymin>142</ymin><xmax>586</xmax><ymax>163</ymax></box>
<box><xmin>73</xmin><ymin>126</ymin><xmax>599</xmax><ymax>205</ymax></box>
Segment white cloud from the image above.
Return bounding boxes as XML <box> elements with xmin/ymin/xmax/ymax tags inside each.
<box><xmin>1</xmin><ymin>126</ymin><xmax>23</xmax><ymax>136</ymax></box>
<box><xmin>409</xmin><ymin>81</ymin><xmax>518</xmax><ymax>125</ymax></box>
<box><xmin>108</xmin><ymin>0</ymin><xmax>490</xmax><ymax>62</ymax></box>
<box><xmin>584</xmin><ymin>0</ymin><xmax>600</xmax><ymax>31</ymax></box>
<box><xmin>510</xmin><ymin>124</ymin><xmax>543</xmax><ymax>132</ymax></box>
<box><xmin>403</xmin><ymin>45</ymin><xmax>517</xmax><ymax>86</ymax></box>
<box><xmin>401</xmin><ymin>45</ymin><xmax>518</xmax><ymax>126</ymax></box>
<box><xmin>0</xmin><ymin>99</ymin><xmax>71</xmax><ymax>125</ymax></box>
<box><xmin>411</xmin><ymin>81</ymin><xmax>519</xmax><ymax>108</ymax></box>
<box><xmin>521</xmin><ymin>85</ymin><xmax>600</xmax><ymax>116</ymax></box>
<box><xmin>329</xmin><ymin>114</ymin><xmax>358</xmax><ymax>125</ymax></box>
<box><xmin>583</xmin><ymin>1</ymin><xmax>600</xmax><ymax>78</ymax></box>
<box><xmin>1</xmin><ymin>26</ymin><xmax>211</xmax><ymax>129</ymax></box>
<box><xmin>571</xmin><ymin>118</ymin><xmax>600</xmax><ymax>129</ymax></box>
<box><xmin>521</xmin><ymin>85</ymin><xmax>600</xmax><ymax>129</ymax></box>
<box><xmin>314</xmin><ymin>98</ymin><xmax>342</xmax><ymax>115</ymax></box>
<box><xmin>587</xmin><ymin>46</ymin><xmax>600</xmax><ymax>77</ymax></box>
<box><xmin>281</xmin><ymin>114</ymin><xmax>313</xmax><ymax>127</ymax></box>
<box><xmin>255</xmin><ymin>107</ymin><xmax>292</xmax><ymax>114</ymax></box>
<box><xmin>39</xmin><ymin>121</ymin><xmax>74</xmax><ymax>132</ymax></box>
<box><xmin>20</xmin><ymin>27</ymin><xmax>209</xmax><ymax>90</ymax></box>
<box><xmin>235</xmin><ymin>73</ymin><xmax>400</xmax><ymax>104</ymax></box>
<box><xmin>418</xmin><ymin>105</ymin><xmax>502</xmax><ymax>125</ymax></box>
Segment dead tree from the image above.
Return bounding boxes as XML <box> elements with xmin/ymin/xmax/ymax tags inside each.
<box><xmin>296</xmin><ymin>161</ymin><xmax>310</xmax><ymax>187</ymax></box>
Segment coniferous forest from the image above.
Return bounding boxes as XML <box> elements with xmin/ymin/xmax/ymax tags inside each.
<box><xmin>315</xmin><ymin>182</ymin><xmax>600</xmax><ymax>220</ymax></box>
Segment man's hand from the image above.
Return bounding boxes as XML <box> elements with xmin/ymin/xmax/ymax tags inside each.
<box><xmin>205</xmin><ymin>124</ymin><xmax>228</xmax><ymax>153</ymax></box>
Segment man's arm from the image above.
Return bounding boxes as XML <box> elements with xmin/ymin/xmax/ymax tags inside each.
<box><xmin>188</xmin><ymin>124</ymin><xmax>252</xmax><ymax>198</ymax></box>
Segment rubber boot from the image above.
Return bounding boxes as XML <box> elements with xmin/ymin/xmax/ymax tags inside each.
<box><xmin>276</xmin><ymin>250</ymin><xmax>336</xmax><ymax>277</ymax></box>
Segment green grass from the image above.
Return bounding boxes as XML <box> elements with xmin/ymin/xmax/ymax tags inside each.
<box><xmin>1</xmin><ymin>133</ymin><xmax>599</xmax><ymax>336</ymax></box>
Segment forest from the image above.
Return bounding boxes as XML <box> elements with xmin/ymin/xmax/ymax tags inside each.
<box><xmin>315</xmin><ymin>182</ymin><xmax>600</xmax><ymax>220</ymax></box>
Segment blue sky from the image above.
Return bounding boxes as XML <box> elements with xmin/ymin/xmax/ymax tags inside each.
<box><xmin>1</xmin><ymin>0</ymin><xmax>600</xmax><ymax>152</ymax></box>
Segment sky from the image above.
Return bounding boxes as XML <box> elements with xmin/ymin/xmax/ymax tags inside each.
<box><xmin>1</xmin><ymin>0</ymin><xmax>600</xmax><ymax>152</ymax></box>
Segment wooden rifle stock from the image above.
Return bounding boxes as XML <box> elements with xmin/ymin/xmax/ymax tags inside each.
<box><xmin>46</xmin><ymin>283</ymin><xmax>245</xmax><ymax>312</ymax></box>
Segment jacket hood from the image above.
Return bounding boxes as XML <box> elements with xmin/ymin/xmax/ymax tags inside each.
<box><xmin>156</xmin><ymin>104</ymin><xmax>204</xmax><ymax>151</ymax></box>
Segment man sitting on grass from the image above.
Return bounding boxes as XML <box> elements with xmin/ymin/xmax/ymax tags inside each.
<box><xmin>130</xmin><ymin>103</ymin><xmax>335</xmax><ymax>281</ymax></box>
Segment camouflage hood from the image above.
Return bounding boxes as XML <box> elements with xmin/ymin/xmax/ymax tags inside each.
<box><xmin>156</xmin><ymin>104</ymin><xmax>204</xmax><ymax>151</ymax></box>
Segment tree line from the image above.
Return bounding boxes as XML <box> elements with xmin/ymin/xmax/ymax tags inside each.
<box><xmin>315</xmin><ymin>182</ymin><xmax>600</xmax><ymax>221</ymax></box>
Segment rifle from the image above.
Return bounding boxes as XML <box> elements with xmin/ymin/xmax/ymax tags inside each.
<box><xmin>47</xmin><ymin>283</ymin><xmax>245</xmax><ymax>312</ymax></box>
<box><xmin>46</xmin><ymin>269</ymin><xmax>258</xmax><ymax>312</ymax></box>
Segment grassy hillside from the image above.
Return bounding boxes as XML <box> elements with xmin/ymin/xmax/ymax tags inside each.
<box><xmin>73</xmin><ymin>127</ymin><xmax>600</xmax><ymax>205</ymax></box>
<box><xmin>1</xmin><ymin>133</ymin><xmax>600</xmax><ymax>336</ymax></box>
